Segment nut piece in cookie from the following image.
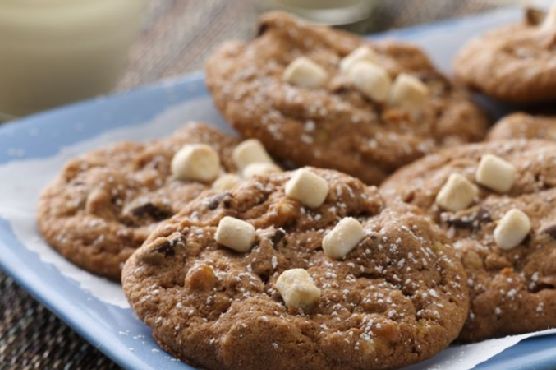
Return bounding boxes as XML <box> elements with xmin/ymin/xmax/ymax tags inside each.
<box><xmin>475</xmin><ymin>154</ymin><xmax>516</xmax><ymax>192</ymax></box>
<box><xmin>205</xmin><ymin>12</ymin><xmax>487</xmax><ymax>185</ymax></box>
<box><xmin>276</xmin><ymin>268</ymin><xmax>321</xmax><ymax>311</ymax></box>
<box><xmin>454</xmin><ymin>5</ymin><xmax>556</xmax><ymax>103</ymax></box>
<box><xmin>172</xmin><ymin>144</ymin><xmax>221</xmax><ymax>182</ymax></box>
<box><xmin>215</xmin><ymin>216</ymin><xmax>256</xmax><ymax>252</ymax></box>
<box><xmin>322</xmin><ymin>217</ymin><xmax>365</xmax><ymax>259</ymax></box>
<box><xmin>435</xmin><ymin>173</ymin><xmax>479</xmax><ymax>212</ymax></box>
<box><xmin>123</xmin><ymin>168</ymin><xmax>469</xmax><ymax>370</ymax></box>
<box><xmin>494</xmin><ymin>209</ymin><xmax>531</xmax><ymax>250</ymax></box>
<box><xmin>285</xmin><ymin>168</ymin><xmax>329</xmax><ymax>208</ymax></box>
<box><xmin>381</xmin><ymin>140</ymin><xmax>556</xmax><ymax>341</ymax></box>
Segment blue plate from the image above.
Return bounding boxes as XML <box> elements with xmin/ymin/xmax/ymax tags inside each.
<box><xmin>0</xmin><ymin>4</ymin><xmax>555</xmax><ymax>370</ymax></box>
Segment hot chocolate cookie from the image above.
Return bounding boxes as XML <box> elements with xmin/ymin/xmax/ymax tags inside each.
<box><xmin>123</xmin><ymin>168</ymin><xmax>469</xmax><ymax>369</ymax></box>
<box><xmin>205</xmin><ymin>12</ymin><xmax>487</xmax><ymax>185</ymax></box>
<box><xmin>38</xmin><ymin>123</ymin><xmax>280</xmax><ymax>280</ymax></box>
<box><xmin>381</xmin><ymin>141</ymin><xmax>556</xmax><ymax>341</ymax></box>
<box><xmin>489</xmin><ymin>112</ymin><xmax>556</xmax><ymax>141</ymax></box>
<box><xmin>454</xmin><ymin>5</ymin><xmax>556</xmax><ymax>103</ymax></box>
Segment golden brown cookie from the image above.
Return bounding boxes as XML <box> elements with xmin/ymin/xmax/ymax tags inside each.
<box><xmin>123</xmin><ymin>168</ymin><xmax>469</xmax><ymax>370</ymax></box>
<box><xmin>454</xmin><ymin>6</ymin><xmax>556</xmax><ymax>103</ymax></box>
<box><xmin>488</xmin><ymin>112</ymin><xmax>556</xmax><ymax>140</ymax></box>
<box><xmin>38</xmin><ymin>123</ymin><xmax>240</xmax><ymax>281</ymax></box>
<box><xmin>205</xmin><ymin>12</ymin><xmax>487</xmax><ymax>185</ymax></box>
<box><xmin>381</xmin><ymin>140</ymin><xmax>556</xmax><ymax>341</ymax></box>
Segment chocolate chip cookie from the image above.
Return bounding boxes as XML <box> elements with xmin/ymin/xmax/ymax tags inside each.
<box><xmin>205</xmin><ymin>12</ymin><xmax>487</xmax><ymax>185</ymax></box>
<box><xmin>381</xmin><ymin>141</ymin><xmax>556</xmax><ymax>341</ymax></box>
<box><xmin>489</xmin><ymin>112</ymin><xmax>556</xmax><ymax>141</ymax></box>
<box><xmin>38</xmin><ymin>123</ymin><xmax>241</xmax><ymax>281</ymax></box>
<box><xmin>454</xmin><ymin>5</ymin><xmax>556</xmax><ymax>103</ymax></box>
<box><xmin>122</xmin><ymin>168</ymin><xmax>469</xmax><ymax>369</ymax></box>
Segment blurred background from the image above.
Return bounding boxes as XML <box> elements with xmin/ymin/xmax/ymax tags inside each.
<box><xmin>0</xmin><ymin>0</ymin><xmax>519</xmax><ymax>368</ymax></box>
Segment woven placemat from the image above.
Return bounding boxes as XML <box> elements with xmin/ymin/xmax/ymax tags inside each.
<box><xmin>1</xmin><ymin>0</ymin><xmax>515</xmax><ymax>368</ymax></box>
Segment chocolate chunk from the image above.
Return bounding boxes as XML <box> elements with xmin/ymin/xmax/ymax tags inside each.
<box><xmin>131</xmin><ymin>202</ymin><xmax>172</xmax><ymax>221</ymax></box>
<box><xmin>271</xmin><ymin>228</ymin><xmax>286</xmax><ymax>246</ymax></box>
<box><xmin>444</xmin><ymin>208</ymin><xmax>492</xmax><ymax>230</ymax></box>
<box><xmin>542</xmin><ymin>224</ymin><xmax>556</xmax><ymax>239</ymax></box>
<box><xmin>524</xmin><ymin>6</ymin><xmax>545</xmax><ymax>26</ymax></box>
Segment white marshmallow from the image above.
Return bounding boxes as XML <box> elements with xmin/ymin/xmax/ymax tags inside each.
<box><xmin>322</xmin><ymin>218</ymin><xmax>365</xmax><ymax>259</ymax></box>
<box><xmin>389</xmin><ymin>73</ymin><xmax>429</xmax><ymax>110</ymax></box>
<box><xmin>347</xmin><ymin>61</ymin><xmax>392</xmax><ymax>102</ymax></box>
<box><xmin>276</xmin><ymin>268</ymin><xmax>321</xmax><ymax>310</ymax></box>
<box><xmin>285</xmin><ymin>168</ymin><xmax>329</xmax><ymax>208</ymax></box>
<box><xmin>435</xmin><ymin>173</ymin><xmax>479</xmax><ymax>211</ymax></box>
<box><xmin>171</xmin><ymin>144</ymin><xmax>220</xmax><ymax>183</ymax></box>
<box><xmin>283</xmin><ymin>57</ymin><xmax>327</xmax><ymax>88</ymax></box>
<box><xmin>494</xmin><ymin>209</ymin><xmax>531</xmax><ymax>250</ymax></box>
<box><xmin>233</xmin><ymin>139</ymin><xmax>273</xmax><ymax>170</ymax></box>
<box><xmin>212</xmin><ymin>174</ymin><xmax>241</xmax><ymax>192</ymax></box>
<box><xmin>215</xmin><ymin>216</ymin><xmax>256</xmax><ymax>252</ymax></box>
<box><xmin>475</xmin><ymin>154</ymin><xmax>516</xmax><ymax>192</ymax></box>
<box><xmin>243</xmin><ymin>162</ymin><xmax>282</xmax><ymax>178</ymax></box>
<box><xmin>340</xmin><ymin>47</ymin><xmax>380</xmax><ymax>73</ymax></box>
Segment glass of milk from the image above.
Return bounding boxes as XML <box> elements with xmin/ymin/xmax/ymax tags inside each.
<box><xmin>0</xmin><ymin>0</ymin><xmax>148</xmax><ymax>117</ymax></box>
<box><xmin>260</xmin><ymin>0</ymin><xmax>375</xmax><ymax>26</ymax></box>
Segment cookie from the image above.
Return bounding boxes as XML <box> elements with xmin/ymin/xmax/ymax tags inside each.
<box><xmin>381</xmin><ymin>140</ymin><xmax>556</xmax><ymax>341</ymax></box>
<box><xmin>205</xmin><ymin>12</ymin><xmax>487</xmax><ymax>185</ymax></box>
<box><xmin>454</xmin><ymin>5</ymin><xmax>556</xmax><ymax>103</ymax></box>
<box><xmin>122</xmin><ymin>168</ymin><xmax>469</xmax><ymax>370</ymax></box>
<box><xmin>489</xmin><ymin>112</ymin><xmax>556</xmax><ymax>141</ymax></box>
<box><xmin>38</xmin><ymin>123</ymin><xmax>243</xmax><ymax>280</ymax></box>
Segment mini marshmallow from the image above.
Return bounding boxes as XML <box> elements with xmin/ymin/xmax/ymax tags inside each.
<box><xmin>340</xmin><ymin>47</ymin><xmax>380</xmax><ymax>73</ymax></box>
<box><xmin>233</xmin><ymin>139</ymin><xmax>273</xmax><ymax>170</ymax></box>
<box><xmin>276</xmin><ymin>268</ymin><xmax>321</xmax><ymax>310</ymax></box>
<box><xmin>435</xmin><ymin>173</ymin><xmax>479</xmax><ymax>211</ymax></box>
<box><xmin>172</xmin><ymin>144</ymin><xmax>220</xmax><ymax>182</ymax></box>
<box><xmin>347</xmin><ymin>61</ymin><xmax>392</xmax><ymax>102</ymax></box>
<box><xmin>212</xmin><ymin>174</ymin><xmax>241</xmax><ymax>192</ymax></box>
<box><xmin>285</xmin><ymin>168</ymin><xmax>329</xmax><ymax>208</ymax></box>
<box><xmin>475</xmin><ymin>154</ymin><xmax>516</xmax><ymax>192</ymax></box>
<box><xmin>323</xmin><ymin>218</ymin><xmax>365</xmax><ymax>259</ymax></box>
<box><xmin>494</xmin><ymin>209</ymin><xmax>531</xmax><ymax>250</ymax></box>
<box><xmin>243</xmin><ymin>162</ymin><xmax>282</xmax><ymax>178</ymax></box>
<box><xmin>215</xmin><ymin>216</ymin><xmax>256</xmax><ymax>252</ymax></box>
<box><xmin>283</xmin><ymin>57</ymin><xmax>327</xmax><ymax>88</ymax></box>
<box><xmin>389</xmin><ymin>73</ymin><xmax>429</xmax><ymax>110</ymax></box>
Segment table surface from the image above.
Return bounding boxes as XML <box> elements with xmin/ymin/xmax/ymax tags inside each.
<box><xmin>0</xmin><ymin>0</ymin><xmax>516</xmax><ymax>368</ymax></box>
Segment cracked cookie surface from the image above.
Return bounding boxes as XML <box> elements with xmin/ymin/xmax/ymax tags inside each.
<box><xmin>38</xmin><ymin>123</ymin><xmax>238</xmax><ymax>280</ymax></box>
<box><xmin>205</xmin><ymin>12</ymin><xmax>487</xmax><ymax>185</ymax></box>
<box><xmin>381</xmin><ymin>141</ymin><xmax>556</xmax><ymax>341</ymax></box>
<box><xmin>122</xmin><ymin>169</ymin><xmax>468</xmax><ymax>370</ymax></box>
